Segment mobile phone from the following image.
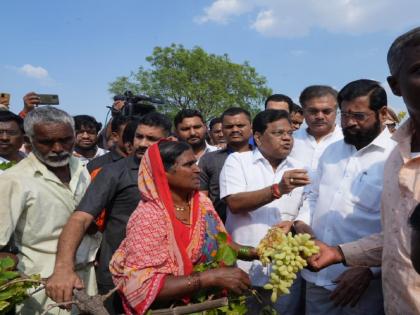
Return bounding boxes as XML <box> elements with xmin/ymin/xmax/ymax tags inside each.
<box><xmin>38</xmin><ymin>94</ymin><xmax>59</xmax><ymax>105</ymax></box>
<box><xmin>0</xmin><ymin>93</ymin><xmax>10</xmax><ymax>106</ymax></box>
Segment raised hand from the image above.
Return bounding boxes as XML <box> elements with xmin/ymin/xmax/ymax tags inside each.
<box><xmin>278</xmin><ymin>169</ymin><xmax>310</xmax><ymax>195</ymax></box>
<box><xmin>307</xmin><ymin>240</ymin><xmax>344</xmax><ymax>271</ymax></box>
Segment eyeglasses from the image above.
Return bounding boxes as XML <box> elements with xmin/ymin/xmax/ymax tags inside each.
<box><xmin>0</xmin><ymin>129</ymin><xmax>21</xmax><ymax>136</ymax></box>
<box><xmin>341</xmin><ymin>111</ymin><xmax>374</xmax><ymax>122</ymax></box>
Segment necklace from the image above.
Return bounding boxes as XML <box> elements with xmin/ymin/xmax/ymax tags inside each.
<box><xmin>174</xmin><ymin>201</ymin><xmax>191</xmax><ymax>212</ymax></box>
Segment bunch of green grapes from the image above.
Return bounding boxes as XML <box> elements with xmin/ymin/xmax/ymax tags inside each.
<box><xmin>256</xmin><ymin>228</ymin><xmax>319</xmax><ymax>302</ymax></box>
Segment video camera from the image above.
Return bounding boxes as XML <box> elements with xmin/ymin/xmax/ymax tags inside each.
<box><xmin>110</xmin><ymin>91</ymin><xmax>164</xmax><ymax>117</ymax></box>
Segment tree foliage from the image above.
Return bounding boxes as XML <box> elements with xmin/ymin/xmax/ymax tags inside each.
<box><xmin>109</xmin><ymin>44</ymin><xmax>272</xmax><ymax>120</ymax></box>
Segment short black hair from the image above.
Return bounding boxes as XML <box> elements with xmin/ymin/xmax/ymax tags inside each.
<box><xmin>122</xmin><ymin>112</ymin><xmax>172</xmax><ymax>144</ymax></box>
<box><xmin>0</xmin><ymin>111</ymin><xmax>24</xmax><ymax>133</ymax></box>
<box><xmin>209</xmin><ymin>117</ymin><xmax>222</xmax><ymax>130</ymax></box>
<box><xmin>174</xmin><ymin>109</ymin><xmax>205</xmax><ymax>128</ymax></box>
<box><xmin>253</xmin><ymin>109</ymin><xmax>290</xmax><ymax>135</ymax></box>
<box><xmin>139</xmin><ymin>112</ymin><xmax>172</xmax><ymax>137</ymax></box>
<box><xmin>221</xmin><ymin>107</ymin><xmax>252</xmax><ymax>123</ymax></box>
<box><xmin>299</xmin><ymin>85</ymin><xmax>338</xmax><ymax>108</ymax></box>
<box><xmin>337</xmin><ymin>79</ymin><xmax>387</xmax><ymax>111</ymax></box>
<box><xmin>291</xmin><ymin>103</ymin><xmax>303</xmax><ymax>115</ymax></box>
<box><xmin>159</xmin><ymin>141</ymin><xmax>191</xmax><ymax>171</ymax></box>
<box><xmin>264</xmin><ymin>94</ymin><xmax>293</xmax><ymax>112</ymax></box>
<box><xmin>73</xmin><ymin>115</ymin><xmax>102</xmax><ymax>133</ymax></box>
<box><xmin>122</xmin><ymin>117</ymin><xmax>141</xmax><ymax>144</ymax></box>
<box><xmin>111</xmin><ymin>114</ymin><xmax>133</xmax><ymax>133</ymax></box>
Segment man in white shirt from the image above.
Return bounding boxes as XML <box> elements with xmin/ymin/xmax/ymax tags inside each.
<box><xmin>294</xmin><ymin>79</ymin><xmax>396</xmax><ymax>315</ymax></box>
<box><xmin>174</xmin><ymin>109</ymin><xmax>217</xmax><ymax>162</ymax></box>
<box><xmin>289</xmin><ymin>85</ymin><xmax>343</xmax><ymax>177</ymax></box>
<box><xmin>0</xmin><ymin>107</ymin><xmax>99</xmax><ymax>314</ymax></box>
<box><xmin>220</xmin><ymin>109</ymin><xmax>310</xmax><ymax>315</ymax></box>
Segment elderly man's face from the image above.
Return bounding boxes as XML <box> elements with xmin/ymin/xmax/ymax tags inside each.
<box><xmin>388</xmin><ymin>45</ymin><xmax>420</xmax><ymax>123</ymax></box>
<box><xmin>31</xmin><ymin>123</ymin><xmax>75</xmax><ymax>168</ymax></box>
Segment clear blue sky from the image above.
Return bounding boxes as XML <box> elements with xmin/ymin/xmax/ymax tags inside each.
<box><xmin>1</xmin><ymin>0</ymin><xmax>419</xmax><ymax>123</ymax></box>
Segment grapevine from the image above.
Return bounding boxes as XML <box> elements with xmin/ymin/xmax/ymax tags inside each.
<box><xmin>0</xmin><ymin>257</ymin><xmax>42</xmax><ymax>314</ymax></box>
<box><xmin>257</xmin><ymin>228</ymin><xmax>319</xmax><ymax>303</ymax></box>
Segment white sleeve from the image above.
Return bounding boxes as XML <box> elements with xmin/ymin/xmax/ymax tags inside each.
<box><xmin>294</xmin><ymin>160</ymin><xmax>321</xmax><ymax>225</ymax></box>
<box><xmin>219</xmin><ymin>154</ymin><xmax>247</xmax><ymax>199</ymax></box>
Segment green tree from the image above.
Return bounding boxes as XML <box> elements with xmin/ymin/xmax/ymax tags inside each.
<box><xmin>109</xmin><ymin>44</ymin><xmax>272</xmax><ymax>120</ymax></box>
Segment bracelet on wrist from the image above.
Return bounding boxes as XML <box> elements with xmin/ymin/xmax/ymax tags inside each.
<box><xmin>271</xmin><ymin>184</ymin><xmax>281</xmax><ymax>199</ymax></box>
<box><xmin>238</xmin><ymin>246</ymin><xmax>253</xmax><ymax>259</ymax></box>
<box><xmin>187</xmin><ymin>272</ymin><xmax>201</xmax><ymax>291</ymax></box>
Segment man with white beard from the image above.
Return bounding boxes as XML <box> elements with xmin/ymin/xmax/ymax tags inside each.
<box><xmin>0</xmin><ymin>106</ymin><xmax>99</xmax><ymax>314</ymax></box>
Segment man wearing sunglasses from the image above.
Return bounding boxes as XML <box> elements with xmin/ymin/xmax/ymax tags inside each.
<box><xmin>293</xmin><ymin>79</ymin><xmax>396</xmax><ymax>315</ymax></box>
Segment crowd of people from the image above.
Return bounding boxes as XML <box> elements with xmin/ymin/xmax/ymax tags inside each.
<box><xmin>0</xmin><ymin>27</ymin><xmax>419</xmax><ymax>315</ymax></box>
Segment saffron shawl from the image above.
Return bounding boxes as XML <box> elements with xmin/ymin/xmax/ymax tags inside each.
<box><xmin>110</xmin><ymin>143</ymin><xmax>226</xmax><ymax>315</ymax></box>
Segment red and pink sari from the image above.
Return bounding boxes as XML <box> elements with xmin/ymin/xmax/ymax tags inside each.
<box><xmin>110</xmin><ymin>143</ymin><xmax>227</xmax><ymax>315</ymax></box>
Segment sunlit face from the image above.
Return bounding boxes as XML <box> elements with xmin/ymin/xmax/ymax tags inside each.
<box><xmin>303</xmin><ymin>95</ymin><xmax>337</xmax><ymax>137</ymax></box>
<box><xmin>175</xmin><ymin>117</ymin><xmax>207</xmax><ymax>149</ymax></box>
<box><xmin>254</xmin><ymin>118</ymin><xmax>293</xmax><ymax>161</ymax></box>
<box><xmin>222</xmin><ymin>113</ymin><xmax>252</xmax><ymax>145</ymax></box>
<box><xmin>75</xmin><ymin>125</ymin><xmax>98</xmax><ymax>150</ymax></box>
<box><xmin>388</xmin><ymin>44</ymin><xmax>420</xmax><ymax>125</ymax></box>
<box><xmin>290</xmin><ymin>112</ymin><xmax>304</xmax><ymax>131</ymax></box>
<box><xmin>209</xmin><ymin>122</ymin><xmax>225</xmax><ymax>145</ymax></box>
<box><xmin>341</xmin><ymin>95</ymin><xmax>386</xmax><ymax>148</ymax></box>
<box><xmin>31</xmin><ymin>122</ymin><xmax>74</xmax><ymax>168</ymax></box>
<box><xmin>0</xmin><ymin>120</ymin><xmax>24</xmax><ymax>159</ymax></box>
<box><xmin>132</xmin><ymin>124</ymin><xmax>167</xmax><ymax>160</ymax></box>
<box><xmin>166</xmin><ymin>149</ymin><xmax>201</xmax><ymax>192</ymax></box>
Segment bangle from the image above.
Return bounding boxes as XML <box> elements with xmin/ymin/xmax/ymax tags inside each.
<box><xmin>271</xmin><ymin>184</ymin><xmax>281</xmax><ymax>199</ymax></box>
<box><xmin>336</xmin><ymin>245</ymin><xmax>347</xmax><ymax>265</ymax></box>
<box><xmin>187</xmin><ymin>272</ymin><xmax>201</xmax><ymax>290</ymax></box>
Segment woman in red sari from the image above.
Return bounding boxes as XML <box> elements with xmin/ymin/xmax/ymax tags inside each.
<box><xmin>110</xmin><ymin>141</ymin><xmax>256</xmax><ymax>314</ymax></box>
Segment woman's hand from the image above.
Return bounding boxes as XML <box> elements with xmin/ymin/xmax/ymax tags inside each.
<box><xmin>201</xmin><ymin>267</ymin><xmax>251</xmax><ymax>295</ymax></box>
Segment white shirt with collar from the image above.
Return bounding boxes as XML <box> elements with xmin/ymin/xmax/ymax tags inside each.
<box><xmin>289</xmin><ymin>125</ymin><xmax>343</xmax><ymax>178</ymax></box>
<box><xmin>219</xmin><ymin>147</ymin><xmax>305</xmax><ymax>286</ymax></box>
<box><xmin>296</xmin><ymin>127</ymin><xmax>397</xmax><ymax>289</ymax></box>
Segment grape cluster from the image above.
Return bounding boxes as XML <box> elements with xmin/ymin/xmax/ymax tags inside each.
<box><xmin>256</xmin><ymin>228</ymin><xmax>319</xmax><ymax>303</ymax></box>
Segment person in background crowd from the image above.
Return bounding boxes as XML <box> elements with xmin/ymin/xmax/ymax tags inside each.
<box><xmin>199</xmin><ymin>107</ymin><xmax>253</xmax><ymax>223</ymax></box>
<box><xmin>0</xmin><ymin>93</ymin><xmax>10</xmax><ymax>110</ymax></box>
<box><xmin>307</xmin><ymin>26</ymin><xmax>420</xmax><ymax>315</ymax></box>
<box><xmin>264</xmin><ymin>94</ymin><xmax>294</xmax><ymax>112</ymax></box>
<box><xmin>410</xmin><ymin>204</ymin><xmax>420</xmax><ymax>274</ymax></box>
<box><xmin>0</xmin><ymin>111</ymin><xmax>25</xmax><ymax>173</ymax></box>
<box><xmin>174</xmin><ymin>109</ymin><xmax>217</xmax><ymax>162</ymax></box>
<box><xmin>384</xmin><ymin>107</ymin><xmax>400</xmax><ymax>133</ymax></box>
<box><xmin>18</xmin><ymin>92</ymin><xmax>41</xmax><ymax>119</ymax></box>
<box><xmin>290</xmin><ymin>103</ymin><xmax>304</xmax><ymax>131</ymax></box>
<box><xmin>220</xmin><ymin>109</ymin><xmax>310</xmax><ymax>314</ymax></box>
<box><xmin>294</xmin><ymin>79</ymin><xmax>394</xmax><ymax>315</ymax></box>
<box><xmin>86</xmin><ymin>114</ymin><xmax>132</xmax><ymax>173</ymax></box>
<box><xmin>97</xmin><ymin>95</ymin><xmax>127</xmax><ymax>149</ymax></box>
<box><xmin>208</xmin><ymin>117</ymin><xmax>226</xmax><ymax>147</ymax></box>
<box><xmin>289</xmin><ymin>85</ymin><xmax>342</xmax><ymax>178</ymax></box>
<box><xmin>73</xmin><ymin>115</ymin><xmax>108</xmax><ymax>166</ymax></box>
<box><xmin>0</xmin><ymin>106</ymin><xmax>99</xmax><ymax>314</ymax></box>
<box><xmin>46</xmin><ymin>112</ymin><xmax>172</xmax><ymax>315</ymax></box>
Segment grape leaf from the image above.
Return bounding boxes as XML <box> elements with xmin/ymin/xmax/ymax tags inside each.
<box><xmin>0</xmin><ymin>257</ymin><xmax>15</xmax><ymax>272</ymax></box>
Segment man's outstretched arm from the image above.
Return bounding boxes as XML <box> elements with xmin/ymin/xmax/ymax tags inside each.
<box><xmin>45</xmin><ymin>211</ymin><xmax>94</xmax><ymax>304</ymax></box>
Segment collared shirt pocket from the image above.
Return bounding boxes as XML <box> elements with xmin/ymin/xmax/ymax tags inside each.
<box><xmin>350</xmin><ymin>176</ymin><xmax>383</xmax><ymax>212</ymax></box>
